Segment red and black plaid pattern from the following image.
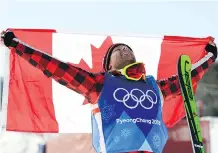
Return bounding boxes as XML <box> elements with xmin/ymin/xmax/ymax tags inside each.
<box><xmin>157</xmin><ymin>55</ymin><xmax>215</xmax><ymax>100</ymax></box>
<box><xmin>11</xmin><ymin>39</ymin><xmax>216</xmax><ymax>104</ymax></box>
<box><xmin>12</xmin><ymin>39</ymin><xmax>104</xmax><ymax>103</ymax></box>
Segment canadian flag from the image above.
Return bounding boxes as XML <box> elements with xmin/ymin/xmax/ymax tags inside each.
<box><xmin>0</xmin><ymin>29</ymin><xmax>212</xmax><ymax>133</ymax></box>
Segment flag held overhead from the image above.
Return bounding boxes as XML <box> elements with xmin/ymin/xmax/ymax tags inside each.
<box><xmin>0</xmin><ymin>29</ymin><xmax>214</xmax><ymax>133</ymax></box>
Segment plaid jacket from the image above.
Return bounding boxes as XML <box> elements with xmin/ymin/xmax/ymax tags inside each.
<box><xmin>11</xmin><ymin>38</ymin><xmax>216</xmax><ymax>105</ymax></box>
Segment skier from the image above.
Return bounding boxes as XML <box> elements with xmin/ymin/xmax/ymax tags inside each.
<box><xmin>1</xmin><ymin>30</ymin><xmax>217</xmax><ymax>153</ymax></box>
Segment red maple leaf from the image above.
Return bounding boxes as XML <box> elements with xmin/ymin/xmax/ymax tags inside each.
<box><xmin>71</xmin><ymin>36</ymin><xmax>113</xmax><ymax>104</ymax></box>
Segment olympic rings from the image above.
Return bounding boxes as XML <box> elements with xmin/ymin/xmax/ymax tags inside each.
<box><xmin>113</xmin><ymin>88</ymin><xmax>158</xmax><ymax>109</ymax></box>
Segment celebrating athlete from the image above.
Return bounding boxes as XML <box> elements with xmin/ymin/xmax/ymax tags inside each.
<box><xmin>1</xmin><ymin>30</ymin><xmax>217</xmax><ymax>153</ymax></box>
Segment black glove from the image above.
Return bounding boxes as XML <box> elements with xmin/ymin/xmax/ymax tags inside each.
<box><xmin>1</xmin><ymin>30</ymin><xmax>16</xmax><ymax>47</ymax></box>
<box><xmin>205</xmin><ymin>43</ymin><xmax>217</xmax><ymax>59</ymax></box>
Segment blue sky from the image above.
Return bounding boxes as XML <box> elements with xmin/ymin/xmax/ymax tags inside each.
<box><xmin>1</xmin><ymin>1</ymin><xmax>218</xmax><ymax>37</ymax></box>
<box><xmin>0</xmin><ymin>1</ymin><xmax>218</xmax><ymax>76</ymax></box>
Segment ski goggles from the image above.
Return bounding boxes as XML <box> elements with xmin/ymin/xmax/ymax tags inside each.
<box><xmin>117</xmin><ymin>62</ymin><xmax>146</xmax><ymax>81</ymax></box>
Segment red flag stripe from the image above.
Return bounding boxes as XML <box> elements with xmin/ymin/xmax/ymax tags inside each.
<box><xmin>7</xmin><ymin>29</ymin><xmax>58</xmax><ymax>132</ymax></box>
<box><xmin>159</xmin><ymin>35</ymin><xmax>211</xmax><ymax>127</ymax></box>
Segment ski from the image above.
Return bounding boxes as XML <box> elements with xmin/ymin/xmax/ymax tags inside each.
<box><xmin>177</xmin><ymin>54</ymin><xmax>205</xmax><ymax>153</ymax></box>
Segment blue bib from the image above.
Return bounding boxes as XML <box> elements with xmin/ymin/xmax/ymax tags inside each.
<box><xmin>92</xmin><ymin>73</ymin><xmax>168</xmax><ymax>153</ymax></box>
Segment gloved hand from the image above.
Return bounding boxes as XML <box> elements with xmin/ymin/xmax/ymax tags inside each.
<box><xmin>205</xmin><ymin>39</ymin><xmax>217</xmax><ymax>58</ymax></box>
<box><xmin>1</xmin><ymin>30</ymin><xmax>16</xmax><ymax>47</ymax></box>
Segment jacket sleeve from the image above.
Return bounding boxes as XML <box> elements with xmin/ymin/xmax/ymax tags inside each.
<box><xmin>10</xmin><ymin>38</ymin><xmax>98</xmax><ymax>99</ymax></box>
<box><xmin>157</xmin><ymin>52</ymin><xmax>216</xmax><ymax>100</ymax></box>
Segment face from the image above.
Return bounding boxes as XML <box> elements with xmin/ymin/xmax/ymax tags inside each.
<box><xmin>109</xmin><ymin>45</ymin><xmax>136</xmax><ymax>70</ymax></box>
